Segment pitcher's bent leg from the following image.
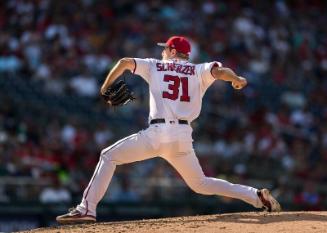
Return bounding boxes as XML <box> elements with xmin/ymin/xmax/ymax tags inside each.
<box><xmin>77</xmin><ymin>132</ymin><xmax>156</xmax><ymax>217</ymax></box>
<box><xmin>165</xmin><ymin>149</ymin><xmax>263</xmax><ymax>208</ymax></box>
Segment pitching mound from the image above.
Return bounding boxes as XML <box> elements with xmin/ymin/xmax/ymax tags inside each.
<box><xmin>22</xmin><ymin>211</ymin><xmax>327</xmax><ymax>233</ymax></box>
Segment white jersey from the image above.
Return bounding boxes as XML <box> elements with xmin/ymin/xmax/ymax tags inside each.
<box><xmin>74</xmin><ymin>58</ymin><xmax>264</xmax><ymax>220</ymax></box>
<box><xmin>133</xmin><ymin>58</ymin><xmax>222</xmax><ymax>122</ymax></box>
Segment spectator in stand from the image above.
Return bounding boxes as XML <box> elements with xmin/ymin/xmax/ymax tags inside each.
<box><xmin>40</xmin><ymin>175</ymin><xmax>71</xmax><ymax>204</ymax></box>
<box><xmin>0</xmin><ymin>0</ymin><xmax>326</xmax><ymax>209</ymax></box>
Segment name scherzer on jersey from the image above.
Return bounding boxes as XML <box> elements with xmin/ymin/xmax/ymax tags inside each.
<box><xmin>133</xmin><ymin>58</ymin><xmax>222</xmax><ymax>123</ymax></box>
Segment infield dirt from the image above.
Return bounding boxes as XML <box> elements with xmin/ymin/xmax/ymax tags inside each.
<box><xmin>21</xmin><ymin>211</ymin><xmax>327</xmax><ymax>233</ymax></box>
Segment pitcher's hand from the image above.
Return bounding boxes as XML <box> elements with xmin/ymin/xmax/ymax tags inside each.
<box><xmin>232</xmin><ymin>76</ymin><xmax>247</xmax><ymax>90</ymax></box>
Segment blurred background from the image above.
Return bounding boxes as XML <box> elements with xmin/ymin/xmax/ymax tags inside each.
<box><xmin>1</xmin><ymin>0</ymin><xmax>327</xmax><ymax>231</ymax></box>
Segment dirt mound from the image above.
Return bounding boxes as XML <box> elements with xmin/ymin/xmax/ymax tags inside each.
<box><xmin>22</xmin><ymin>211</ymin><xmax>327</xmax><ymax>233</ymax></box>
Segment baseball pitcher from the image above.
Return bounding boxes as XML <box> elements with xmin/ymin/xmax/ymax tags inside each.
<box><xmin>57</xmin><ymin>36</ymin><xmax>281</xmax><ymax>224</ymax></box>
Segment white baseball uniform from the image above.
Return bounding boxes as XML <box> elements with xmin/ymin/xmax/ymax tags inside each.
<box><xmin>76</xmin><ymin>58</ymin><xmax>263</xmax><ymax>217</ymax></box>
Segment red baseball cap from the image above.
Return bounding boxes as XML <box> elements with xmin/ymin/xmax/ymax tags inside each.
<box><xmin>157</xmin><ymin>36</ymin><xmax>191</xmax><ymax>55</ymax></box>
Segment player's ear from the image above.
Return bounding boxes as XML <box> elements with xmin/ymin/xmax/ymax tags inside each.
<box><xmin>171</xmin><ymin>48</ymin><xmax>177</xmax><ymax>56</ymax></box>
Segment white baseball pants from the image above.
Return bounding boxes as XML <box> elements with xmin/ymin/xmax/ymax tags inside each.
<box><xmin>77</xmin><ymin>123</ymin><xmax>263</xmax><ymax>217</ymax></box>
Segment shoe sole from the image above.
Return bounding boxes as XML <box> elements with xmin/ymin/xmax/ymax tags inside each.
<box><xmin>261</xmin><ymin>189</ymin><xmax>281</xmax><ymax>212</ymax></box>
<box><xmin>56</xmin><ymin>216</ymin><xmax>96</xmax><ymax>225</ymax></box>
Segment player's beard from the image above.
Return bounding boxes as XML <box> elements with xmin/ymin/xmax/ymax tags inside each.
<box><xmin>162</xmin><ymin>51</ymin><xmax>168</xmax><ymax>60</ymax></box>
<box><xmin>162</xmin><ymin>49</ymin><xmax>173</xmax><ymax>61</ymax></box>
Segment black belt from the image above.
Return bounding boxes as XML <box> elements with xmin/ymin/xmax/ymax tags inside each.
<box><xmin>150</xmin><ymin>119</ymin><xmax>188</xmax><ymax>125</ymax></box>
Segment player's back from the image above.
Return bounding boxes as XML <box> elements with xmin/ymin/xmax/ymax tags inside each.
<box><xmin>133</xmin><ymin>58</ymin><xmax>219</xmax><ymax>123</ymax></box>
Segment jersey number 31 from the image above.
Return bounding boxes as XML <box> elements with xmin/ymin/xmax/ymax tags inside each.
<box><xmin>162</xmin><ymin>75</ymin><xmax>190</xmax><ymax>102</ymax></box>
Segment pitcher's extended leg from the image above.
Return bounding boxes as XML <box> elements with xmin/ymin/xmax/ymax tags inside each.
<box><xmin>77</xmin><ymin>132</ymin><xmax>157</xmax><ymax>216</ymax></box>
<box><xmin>164</xmin><ymin>147</ymin><xmax>262</xmax><ymax>208</ymax></box>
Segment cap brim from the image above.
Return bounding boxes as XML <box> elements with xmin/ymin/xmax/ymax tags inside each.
<box><xmin>157</xmin><ymin>42</ymin><xmax>167</xmax><ymax>47</ymax></box>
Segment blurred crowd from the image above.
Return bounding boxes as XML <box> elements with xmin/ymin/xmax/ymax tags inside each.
<box><xmin>1</xmin><ymin>0</ymin><xmax>327</xmax><ymax>211</ymax></box>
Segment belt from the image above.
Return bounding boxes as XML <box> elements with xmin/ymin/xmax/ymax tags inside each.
<box><xmin>150</xmin><ymin>118</ymin><xmax>188</xmax><ymax>125</ymax></box>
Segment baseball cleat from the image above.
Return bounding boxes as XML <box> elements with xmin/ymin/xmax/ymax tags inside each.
<box><xmin>257</xmin><ymin>189</ymin><xmax>281</xmax><ymax>212</ymax></box>
<box><xmin>56</xmin><ymin>207</ymin><xmax>96</xmax><ymax>224</ymax></box>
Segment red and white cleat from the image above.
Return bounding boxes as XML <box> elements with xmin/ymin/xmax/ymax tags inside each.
<box><xmin>257</xmin><ymin>189</ymin><xmax>281</xmax><ymax>212</ymax></box>
<box><xmin>56</xmin><ymin>207</ymin><xmax>96</xmax><ymax>224</ymax></box>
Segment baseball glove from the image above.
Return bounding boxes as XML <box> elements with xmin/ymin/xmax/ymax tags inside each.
<box><xmin>101</xmin><ymin>80</ymin><xmax>135</xmax><ymax>107</ymax></box>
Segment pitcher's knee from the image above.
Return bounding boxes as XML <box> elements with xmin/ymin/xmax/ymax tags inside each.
<box><xmin>100</xmin><ymin>148</ymin><xmax>119</xmax><ymax>164</ymax></box>
<box><xmin>187</xmin><ymin>177</ymin><xmax>212</xmax><ymax>195</ymax></box>
<box><xmin>100</xmin><ymin>148</ymin><xmax>110</xmax><ymax>159</ymax></box>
